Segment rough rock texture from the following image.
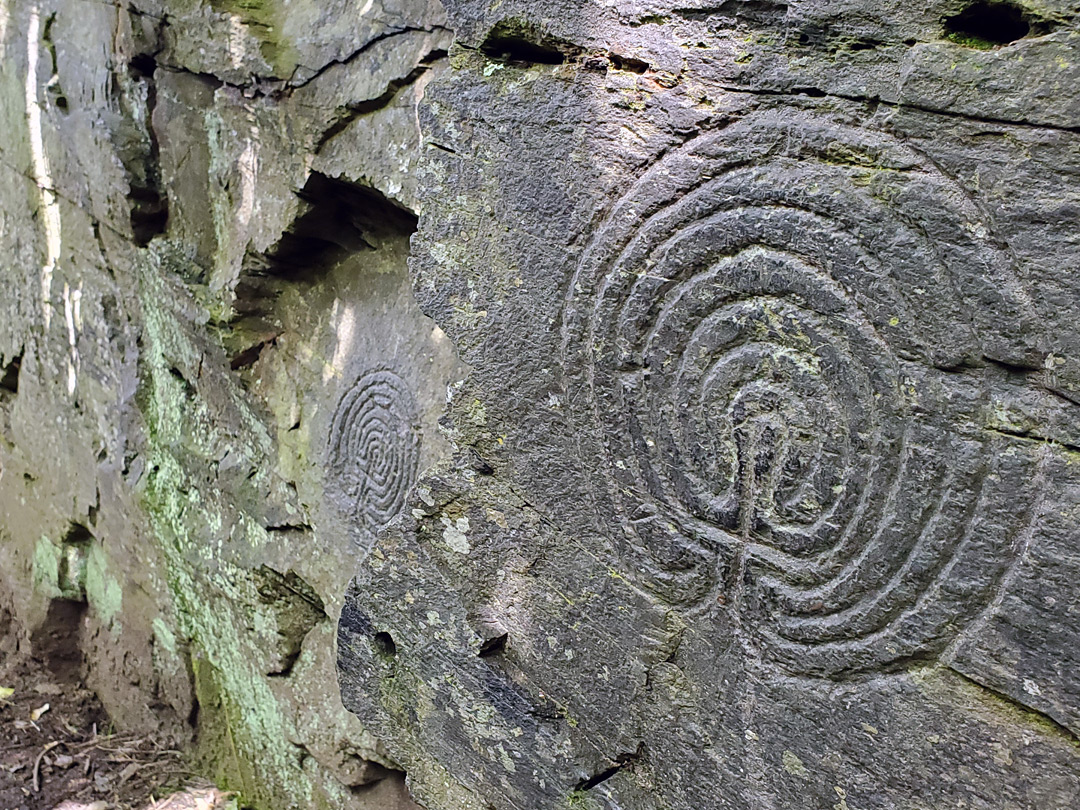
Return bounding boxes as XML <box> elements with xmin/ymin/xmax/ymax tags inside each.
<box><xmin>0</xmin><ymin>0</ymin><xmax>460</xmax><ymax>807</ymax></box>
<box><xmin>3</xmin><ymin>0</ymin><xmax>1080</xmax><ymax>807</ymax></box>
<box><xmin>337</xmin><ymin>2</ymin><xmax>1080</xmax><ymax>808</ymax></box>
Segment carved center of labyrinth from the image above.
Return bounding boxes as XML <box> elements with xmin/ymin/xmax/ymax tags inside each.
<box><xmin>328</xmin><ymin>370</ymin><xmax>420</xmax><ymax>539</ymax></box>
<box><xmin>561</xmin><ymin>111</ymin><xmax>1039</xmax><ymax>676</ymax></box>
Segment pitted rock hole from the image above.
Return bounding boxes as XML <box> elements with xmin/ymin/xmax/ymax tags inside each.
<box><xmin>226</xmin><ymin>173</ymin><xmax>417</xmax><ymax>372</ymax></box>
<box><xmin>0</xmin><ymin>353</ymin><xmax>21</xmax><ymax>396</ymax></box>
<box><xmin>944</xmin><ymin>2</ymin><xmax>1035</xmax><ymax>47</ymax></box>
<box><xmin>31</xmin><ymin>599</ymin><xmax>87</xmax><ymax>683</ymax></box>
<box><xmin>478</xmin><ymin>632</ymin><xmax>508</xmax><ymax>657</ymax></box>
<box><xmin>257</xmin><ymin>174</ymin><xmax>413</xmax><ymax>279</ymax></box>
<box><xmin>372</xmin><ymin>631</ymin><xmax>397</xmax><ymax>658</ymax></box>
<box><xmin>126</xmin><ymin>54</ymin><xmax>168</xmax><ymax>245</ymax></box>
<box><xmin>480</xmin><ymin>20</ymin><xmax>578</xmax><ymax>65</ymax></box>
<box><xmin>0</xmin><ymin>353</ymin><xmax>21</xmax><ymax>442</ymax></box>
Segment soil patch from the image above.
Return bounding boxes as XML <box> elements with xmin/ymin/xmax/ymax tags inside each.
<box><xmin>1</xmin><ymin>631</ymin><xmax>194</xmax><ymax>810</ymax></box>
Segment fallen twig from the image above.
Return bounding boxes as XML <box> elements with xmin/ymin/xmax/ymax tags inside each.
<box><xmin>32</xmin><ymin>739</ymin><xmax>61</xmax><ymax>792</ymax></box>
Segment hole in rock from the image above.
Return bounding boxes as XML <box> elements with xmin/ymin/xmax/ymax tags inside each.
<box><xmin>229</xmin><ymin>341</ymin><xmax>271</xmax><ymax>371</ymax></box>
<box><xmin>467</xmin><ymin>449</ymin><xmax>495</xmax><ymax>475</ymax></box>
<box><xmin>0</xmin><ymin>353</ymin><xmax>21</xmax><ymax>395</ymax></box>
<box><xmin>224</xmin><ymin>173</ymin><xmax>417</xmax><ymax>374</ymax></box>
<box><xmin>127</xmin><ymin>52</ymin><xmax>169</xmax><ymax>246</ymax></box>
<box><xmin>63</xmin><ymin>522</ymin><xmax>93</xmax><ymax>545</ymax></box>
<box><xmin>481</xmin><ymin>20</ymin><xmax>574</xmax><ymax>65</ymax></box>
<box><xmin>129</xmin><ymin>53</ymin><xmax>156</xmax><ymax>77</ymax></box>
<box><xmin>944</xmin><ymin>2</ymin><xmax>1034</xmax><ymax>47</ymax></box>
<box><xmin>30</xmin><ymin>599</ymin><xmax>87</xmax><ymax>683</ymax></box>
<box><xmin>130</xmin><ymin>186</ymin><xmax>169</xmax><ymax>246</ymax></box>
<box><xmin>479</xmin><ymin>633</ymin><xmax>508</xmax><ymax>657</ymax></box>
<box><xmin>373</xmin><ymin>631</ymin><xmax>397</xmax><ymax>658</ymax></box>
<box><xmin>168</xmin><ymin>366</ymin><xmax>195</xmax><ymax>394</ymax></box>
<box><xmin>608</xmin><ymin>52</ymin><xmax>649</xmax><ymax>73</ymax></box>
<box><xmin>848</xmin><ymin>38</ymin><xmax>883</xmax><ymax>51</ymax></box>
<box><xmin>250</xmin><ymin>173</ymin><xmax>416</xmax><ymax>283</ymax></box>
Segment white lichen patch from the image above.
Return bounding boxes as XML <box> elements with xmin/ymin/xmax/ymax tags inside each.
<box><xmin>441</xmin><ymin>515</ymin><xmax>470</xmax><ymax>553</ymax></box>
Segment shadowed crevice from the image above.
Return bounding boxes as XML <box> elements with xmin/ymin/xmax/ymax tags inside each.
<box><xmin>944</xmin><ymin>1</ymin><xmax>1054</xmax><ymax>48</ymax></box>
<box><xmin>223</xmin><ymin>173</ymin><xmax>418</xmax><ymax>371</ymax></box>
<box><xmin>0</xmin><ymin>353</ymin><xmax>22</xmax><ymax>396</ymax></box>
<box><xmin>480</xmin><ymin>19</ymin><xmax>582</xmax><ymax>65</ymax></box>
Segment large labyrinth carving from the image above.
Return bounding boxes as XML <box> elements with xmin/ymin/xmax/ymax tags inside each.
<box><xmin>328</xmin><ymin>369</ymin><xmax>420</xmax><ymax>539</ymax></box>
<box><xmin>561</xmin><ymin>110</ymin><xmax>1040</xmax><ymax>677</ymax></box>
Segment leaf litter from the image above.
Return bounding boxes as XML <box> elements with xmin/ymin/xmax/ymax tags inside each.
<box><xmin>2</xmin><ymin>641</ymin><xmax>232</xmax><ymax>810</ymax></box>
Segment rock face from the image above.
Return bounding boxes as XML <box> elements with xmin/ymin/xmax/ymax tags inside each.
<box><xmin>2</xmin><ymin>0</ymin><xmax>1079</xmax><ymax>807</ymax></box>
<box><xmin>336</xmin><ymin>1</ymin><xmax>1080</xmax><ymax>808</ymax></box>
<box><xmin>0</xmin><ymin>0</ymin><xmax>461</xmax><ymax>807</ymax></box>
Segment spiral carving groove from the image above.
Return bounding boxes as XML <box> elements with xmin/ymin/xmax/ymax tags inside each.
<box><xmin>561</xmin><ymin>111</ymin><xmax>1037</xmax><ymax>676</ymax></box>
<box><xmin>328</xmin><ymin>370</ymin><xmax>420</xmax><ymax>538</ymax></box>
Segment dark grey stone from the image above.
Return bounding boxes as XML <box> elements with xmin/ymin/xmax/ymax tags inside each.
<box><xmin>339</xmin><ymin>3</ymin><xmax>1080</xmax><ymax>808</ymax></box>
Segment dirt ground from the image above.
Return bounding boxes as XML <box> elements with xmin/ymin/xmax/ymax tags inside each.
<box><xmin>1</xmin><ymin>613</ymin><xmax>227</xmax><ymax>810</ymax></box>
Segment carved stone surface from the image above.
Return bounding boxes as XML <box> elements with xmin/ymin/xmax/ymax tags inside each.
<box><xmin>328</xmin><ymin>369</ymin><xmax>421</xmax><ymax>541</ymax></box>
<box><xmin>339</xmin><ymin>3</ymin><xmax>1080</xmax><ymax>809</ymax></box>
<box><xmin>560</xmin><ymin>110</ymin><xmax>1047</xmax><ymax>678</ymax></box>
<box><xmin>1</xmin><ymin>0</ymin><xmax>1079</xmax><ymax>806</ymax></box>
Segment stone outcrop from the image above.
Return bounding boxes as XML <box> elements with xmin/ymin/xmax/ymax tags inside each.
<box><xmin>337</xmin><ymin>1</ymin><xmax>1080</xmax><ymax>808</ymax></box>
<box><xmin>1</xmin><ymin>0</ymin><xmax>1079</xmax><ymax>808</ymax></box>
<box><xmin>1</xmin><ymin>0</ymin><xmax>460</xmax><ymax>806</ymax></box>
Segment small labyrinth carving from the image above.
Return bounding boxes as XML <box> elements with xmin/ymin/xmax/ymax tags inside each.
<box><xmin>561</xmin><ymin>110</ymin><xmax>1040</xmax><ymax>676</ymax></box>
<box><xmin>328</xmin><ymin>370</ymin><xmax>420</xmax><ymax>539</ymax></box>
